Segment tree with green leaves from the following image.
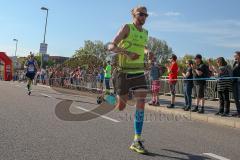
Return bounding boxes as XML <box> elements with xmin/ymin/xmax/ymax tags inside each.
<box><xmin>64</xmin><ymin>54</ymin><xmax>104</xmax><ymax>71</ymax></box>
<box><xmin>34</xmin><ymin>55</ymin><xmax>55</xmax><ymax>68</ymax></box>
<box><xmin>74</xmin><ymin>40</ymin><xmax>107</xmax><ymax>61</ymax></box>
<box><xmin>147</xmin><ymin>36</ymin><xmax>173</xmax><ymax>64</ymax></box>
<box><xmin>177</xmin><ymin>54</ymin><xmax>195</xmax><ymax>75</ymax></box>
<box><xmin>65</xmin><ymin>40</ymin><xmax>108</xmax><ymax>70</ymax></box>
<box><xmin>68</xmin><ymin>38</ymin><xmax>174</xmax><ymax>70</ymax></box>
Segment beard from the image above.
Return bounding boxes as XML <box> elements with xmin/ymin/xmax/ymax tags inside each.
<box><xmin>138</xmin><ymin>19</ymin><xmax>145</xmax><ymax>25</ymax></box>
<box><xmin>135</xmin><ymin>17</ymin><xmax>145</xmax><ymax>26</ymax></box>
<box><xmin>140</xmin><ymin>21</ymin><xmax>145</xmax><ymax>25</ymax></box>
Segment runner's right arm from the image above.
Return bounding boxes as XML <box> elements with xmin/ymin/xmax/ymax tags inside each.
<box><xmin>108</xmin><ymin>24</ymin><xmax>139</xmax><ymax>60</ymax></box>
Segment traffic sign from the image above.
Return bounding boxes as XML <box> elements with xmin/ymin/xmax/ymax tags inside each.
<box><xmin>39</xmin><ymin>43</ymin><xmax>48</xmax><ymax>54</ymax></box>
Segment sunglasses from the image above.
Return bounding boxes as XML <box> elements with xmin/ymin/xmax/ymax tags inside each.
<box><xmin>137</xmin><ymin>12</ymin><xmax>148</xmax><ymax>17</ymax></box>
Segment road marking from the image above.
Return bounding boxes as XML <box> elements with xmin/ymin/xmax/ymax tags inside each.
<box><xmin>74</xmin><ymin>105</ymin><xmax>120</xmax><ymax>123</ymax></box>
<box><xmin>37</xmin><ymin>84</ymin><xmax>51</xmax><ymax>89</ymax></box>
<box><xmin>15</xmin><ymin>85</ymin><xmax>21</xmax><ymax>87</ymax></box>
<box><xmin>40</xmin><ymin>93</ymin><xmax>52</xmax><ymax>98</ymax></box>
<box><xmin>203</xmin><ymin>153</ymin><xmax>230</xmax><ymax>160</ymax></box>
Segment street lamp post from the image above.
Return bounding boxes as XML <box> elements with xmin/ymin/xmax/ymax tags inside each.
<box><xmin>13</xmin><ymin>39</ymin><xmax>18</xmax><ymax>80</ymax></box>
<box><xmin>13</xmin><ymin>39</ymin><xmax>18</xmax><ymax>57</ymax></box>
<box><xmin>13</xmin><ymin>39</ymin><xmax>18</xmax><ymax>69</ymax></box>
<box><xmin>40</xmin><ymin>7</ymin><xmax>49</xmax><ymax>69</ymax></box>
<box><xmin>41</xmin><ymin>7</ymin><xmax>48</xmax><ymax>44</ymax></box>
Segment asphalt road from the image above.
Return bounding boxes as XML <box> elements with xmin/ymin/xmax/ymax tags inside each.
<box><xmin>0</xmin><ymin>81</ymin><xmax>239</xmax><ymax>160</ymax></box>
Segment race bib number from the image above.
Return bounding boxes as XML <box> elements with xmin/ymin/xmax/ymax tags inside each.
<box><xmin>28</xmin><ymin>65</ymin><xmax>35</xmax><ymax>72</ymax></box>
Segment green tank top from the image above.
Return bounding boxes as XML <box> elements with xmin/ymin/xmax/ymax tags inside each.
<box><xmin>117</xmin><ymin>24</ymin><xmax>148</xmax><ymax>74</ymax></box>
<box><xmin>104</xmin><ymin>65</ymin><xmax>111</xmax><ymax>78</ymax></box>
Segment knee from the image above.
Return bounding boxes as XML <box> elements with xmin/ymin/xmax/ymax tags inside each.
<box><xmin>136</xmin><ymin>98</ymin><xmax>146</xmax><ymax>109</ymax></box>
<box><xmin>137</xmin><ymin>104</ymin><xmax>145</xmax><ymax>110</ymax></box>
<box><xmin>116</xmin><ymin>101</ymin><xmax>127</xmax><ymax>111</ymax></box>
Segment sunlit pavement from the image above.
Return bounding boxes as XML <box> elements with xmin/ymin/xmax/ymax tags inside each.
<box><xmin>0</xmin><ymin>81</ymin><xmax>239</xmax><ymax>160</ymax></box>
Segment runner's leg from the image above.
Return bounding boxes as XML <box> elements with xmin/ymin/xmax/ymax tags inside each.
<box><xmin>115</xmin><ymin>95</ymin><xmax>128</xmax><ymax>111</ymax></box>
<box><xmin>134</xmin><ymin>89</ymin><xmax>147</xmax><ymax>141</ymax></box>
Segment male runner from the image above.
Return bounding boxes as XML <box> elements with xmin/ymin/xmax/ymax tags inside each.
<box><xmin>104</xmin><ymin>61</ymin><xmax>112</xmax><ymax>94</ymax></box>
<box><xmin>108</xmin><ymin>6</ymin><xmax>151</xmax><ymax>154</ymax></box>
<box><xmin>99</xmin><ymin>66</ymin><xmax>105</xmax><ymax>91</ymax></box>
<box><xmin>24</xmin><ymin>52</ymin><xmax>38</xmax><ymax>95</ymax></box>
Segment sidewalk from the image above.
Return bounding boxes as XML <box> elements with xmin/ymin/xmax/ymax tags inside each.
<box><xmin>145</xmin><ymin>95</ymin><xmax>240</xmax><ymax>129</ymax></box>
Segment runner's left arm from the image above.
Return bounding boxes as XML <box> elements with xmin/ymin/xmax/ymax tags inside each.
<box><xmin>24</xmin><ymin>60</ymin><xmax>28</xmax><ymax>69</ymax></box>
<box><xmin>34</xmin><ymin>60</ymin><xmax>39</xmax><ymax>71</ymax></box>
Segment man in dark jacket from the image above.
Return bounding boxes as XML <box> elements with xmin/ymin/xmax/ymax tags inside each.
<box><xmin>232</xmin><ymin>51</ymin><xmax>240</xmax><ymax>117</ymax></box>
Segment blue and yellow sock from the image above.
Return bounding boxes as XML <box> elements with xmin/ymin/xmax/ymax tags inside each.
<box><xmin>134</xmin><ymin>108</ymin><xmax>144</xmax><ymax>141</ymax></box>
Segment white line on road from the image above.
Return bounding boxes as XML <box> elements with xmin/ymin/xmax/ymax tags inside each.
<box><xmin>74</xmin><ymin>105</ymin><xmax>120</xmax><ymax>123</ymax></box>
<box><xmin>203</xmin><ymin>153</ymin><xmax>230</xmax><ymax>160</ymax></box>
<box><xmin>37</xmin><ymin>84</ymin><xmax>51</xmax><ymax>89</ymax></box>
<box><xmin>40</xmin><ymin>93</ymin><xmax>52</xmax><ymax>98</ymax></box>
<box><xmin>15</xmin><ymin>85</ymin><xmax>21</xmax><ymax>87</ymax></box>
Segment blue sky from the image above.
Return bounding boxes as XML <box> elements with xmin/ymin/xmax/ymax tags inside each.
<box><xmin>0</xmin><ymin>0</ymin><xmax>239</xmax><ymax>59</ymax></box>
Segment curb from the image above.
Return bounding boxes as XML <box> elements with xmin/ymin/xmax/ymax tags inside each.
<box><xmin>145</xmin><ymin>104</ymin><xmax>240</xmax><ymax>129</ymax></box>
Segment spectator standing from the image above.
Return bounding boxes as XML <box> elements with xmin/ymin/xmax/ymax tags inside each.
<box><xmin>192</xmin><ymin>54</ymin><xmax>209</xmax><ymax>114</ymax></box>
<box><xmin>165</xmin><ymin>54</ymin><xmax>178</xmax><ymax>108</ymax></box>
<box><xmin>148</xmin><ymin>60</ymin><xmax>162</xmax><ymax>106</ymax></box>
<box><xmin>104</xmin><ymin>61</ymin><xmax>112</xmax><ymax>94</ymax></box>
<box><xmin>212</xmin><ymin>57</ymin><xmax>232</xmax><ymax>116</ymax></box>
<box><xmin>182</xmin><ymin>60</ymin><xmax>194</xmax><ymax>111</ymax></box>
<box><xmin>232</xmin><ymin>51</ymin><xmax>240</xmax><ymax>117</ymax></box>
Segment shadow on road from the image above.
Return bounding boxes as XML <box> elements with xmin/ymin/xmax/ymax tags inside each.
<box><xmin>154</xmin><ymin>149</ymin><xmax>211</xmax><ymax>160</ymax></box>
<box><xmin>55</xmin><ymin>100</ymin><xmax>115</xmax><ymax>121</ymax></box>
<box><xmin>135</xmin><ymin>148</ymin><xmax>210</xmax><ymax>160</ymax></box>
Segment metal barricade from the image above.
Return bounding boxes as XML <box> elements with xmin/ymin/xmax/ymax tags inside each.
<box><xmin>49</xmin><ymin>74</ymin><xmax>107</xmax><ymax>94</ymax></box>
<box><xmin>48</xmin><ymin>74</ymin><xmax>236</xmax><ymax>101</ymax></box>
<box><xmin>158</xmin><ymin>76</ymin><xmax>235</xmax><ymax>100</ymax></box>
